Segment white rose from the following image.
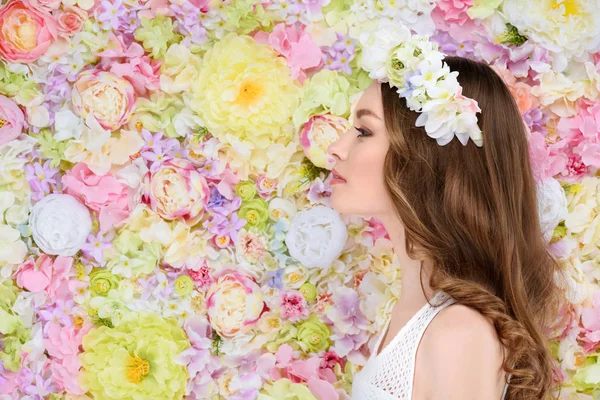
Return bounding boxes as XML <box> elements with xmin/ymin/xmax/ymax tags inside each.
<box><xmin>536</xmin><ymin>177</ymin><xmax>567</xmax><ymax>242</ymax></box>
<box><xmin>29</xmin><ymin>194</ymin><xmax>92</xmax><ymax>256</ymax></box>
<box><xmin>285</xmin><ymin>206</ymin><xmax>348</xmax><ymax>269</ymax></box>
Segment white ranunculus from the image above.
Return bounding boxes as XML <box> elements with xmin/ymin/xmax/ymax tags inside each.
<box><xmin>536</xmin><ymin>177</ymin><xmax>567</xmax><ymax>242</ymax></box>
<box><xmin>285</xmin><ymin>206</ymin><xmax>348</xmax><ymax>269</ymax></box>
<box><xmin>29</xmin><ymin>194</ymin><xmax>92</xmax><ymax>256</ymax></box>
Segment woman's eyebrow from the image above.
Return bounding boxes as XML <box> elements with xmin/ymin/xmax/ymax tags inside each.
<box><xmin>356</xmin><ymin>108</ymin><xmax>383</xmax><ymax>121</ymax></box>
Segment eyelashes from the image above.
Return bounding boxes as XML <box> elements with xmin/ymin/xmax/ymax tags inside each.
<box><xmin>354</xmin><ymin>126</ymin><xmax>372</xmax><ymax>138</ymax></box>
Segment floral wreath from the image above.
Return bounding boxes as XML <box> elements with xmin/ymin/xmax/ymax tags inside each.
<box><xmin>359</xmin><ymin>20</ymin><xmax>484</xmax><ymax>147</ymax></box>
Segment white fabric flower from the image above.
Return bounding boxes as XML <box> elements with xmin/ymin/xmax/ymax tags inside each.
<box><xmin>502</xmin><ymin>0</ymin><xmax>600</xmax><ymax>64</ymax></box>
<box><xmin>359</xmin><ymin>20</ymin><xmax>411</xmax><ymax>81</ymax></box>
<box><xmin>29</xmin><ymin>194</ymin><xmax>92</xmax><ymax>256</ymax></box>
<box><xmin>536</xmin><ymin>177</ymin><xmax>568</xmax><ymax>242</ymax></box>
<box><xmin>285</xmin><ymin>206</ymin><xmax>348</xmax><ymax>269</ymax></box>
<box><xmin>53</xmin><ymin>108</ymin><xmax>83</xmax><ymax>141</ymax></box>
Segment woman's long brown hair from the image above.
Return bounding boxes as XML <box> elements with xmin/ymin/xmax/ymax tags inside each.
<box><xmin>381</xmin><ymin>56</ymin><xmax>565</xmax><ymax>399</ymax></box>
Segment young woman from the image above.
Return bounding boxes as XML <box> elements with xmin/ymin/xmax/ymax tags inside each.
<box><xmin>327</xmin><ymin>52</ymin><xmax>563</xmax><ymax>399</ymax></box>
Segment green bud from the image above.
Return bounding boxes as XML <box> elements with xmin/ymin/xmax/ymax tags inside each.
<box><xmin>89</xmin><ymin>270</ymin><xmax>121</xmax><ymax>296</ymax></box>
<box><xmin>174</xmin><ymin>275</ymin><xmax>194</xmax><ymax>296</ymax></box>
<box><xmin>299</xmin><ymin>282</ymin><xmax>317</xmax><ymax>303</ymax></box>
<box><xmin>235</xmin><ymin>180</ymin><xmax>257</xmax><ymax>201</ymax></box>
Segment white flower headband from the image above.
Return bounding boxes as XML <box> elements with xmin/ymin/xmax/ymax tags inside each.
<box><xmin>359</xmin><ymin>20</ymin><xmax>483</xmax><ymax>147</ymax></box>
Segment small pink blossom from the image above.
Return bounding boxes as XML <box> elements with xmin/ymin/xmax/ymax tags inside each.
<box><xmin>254</xmin><ymin>23</ymin><xmax>322</xmax><ymax>83</ymax></box>
<box><xmin>0</xmin><ymin>95</ymin><xmax>25</xmax><ymax>146</ymax></box>
<box><xmin>279</xmin><ymin>290</ymin><xmax>309</xmax><ymax>322</ymax></box>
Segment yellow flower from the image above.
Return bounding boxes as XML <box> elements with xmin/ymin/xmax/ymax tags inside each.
<box><xmin>191</xmin><ymin>33</ymin><xmax>301</xmax><ymax>175</ymax></box>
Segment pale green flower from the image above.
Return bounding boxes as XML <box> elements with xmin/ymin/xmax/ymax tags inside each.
<box><xmin>134</xmin><ymin>15</ymin><xmax>182</xmax><ymax>60</ymax></box>
<box><xmin>0</xmin><ymin>280</ymin><xmax>29</xmax><ymax>371</ymax></box>
<box><xmin>128</xmin><ymin>92</ymin><xmax>185</xmax><ymax>138</ymax></box>
<box><xmin>296</xmin><ymin>314</ymin><xmax>331</xmax><ymax>353</ymax></box>
<box><xmin>238</xmin><ymin>198</ymin><xmax>269</xmax><ymax>231</ymax></box>
<box><xmin>258</xmin><ymin>378</ymin><xmax>317</xmax><ymax>400</ymax></box>
<box><xmin>79</xmin><ymin>312</ymin><xmax>190</xmax><ymax>400</ymax></box>
<box><xmin>467</xmin><ymin>0</ymin><xmax>504</xmax><ymax>19</ymax></box>
<box><xmin>293</xmin><ymin>70</ymin><xmax>354</xmax><ymax>127</ymax></box>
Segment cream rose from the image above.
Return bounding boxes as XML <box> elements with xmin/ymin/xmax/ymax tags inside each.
<box><xmin>29</xmin><ymin>194</ymin><xmax>92</xmax><ymax>256</ymax></box>
<box><xmin>72</xmin><ymin>69</ymin><xmax>136</xmax><ymax>131</ymax></box>
<box><xmin>285</xmin><ymin>206</ymin><xmax>348</xmax><ymax>269</ymax></box>
<box><xmin>206</xmin><ymin>269</ymin><xmax>265</xmax><ymax>337</ymax></box>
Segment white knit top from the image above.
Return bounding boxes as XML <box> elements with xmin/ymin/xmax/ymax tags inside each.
<box><xmin>351</xmin><ymin>291</ymin><xmax>511</xmax><ymax>399</ymax></box>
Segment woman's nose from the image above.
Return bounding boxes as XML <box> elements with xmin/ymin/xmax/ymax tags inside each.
<box><xmin>327</xmin><ymin>134</ymin><xmax>347</xmax><ymax>162</ymax></box>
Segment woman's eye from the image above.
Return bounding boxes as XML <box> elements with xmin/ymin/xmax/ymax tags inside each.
<box><xmin>354</xmin><ymin>126</ymin><xmax>371</xmax><ymax>138</ymax></box>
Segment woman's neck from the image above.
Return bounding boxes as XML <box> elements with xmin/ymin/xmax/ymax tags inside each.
<box><xmin>379</xmin><ymin>213</ymin><xmax>437</xmax><ymax>308</ymax></box>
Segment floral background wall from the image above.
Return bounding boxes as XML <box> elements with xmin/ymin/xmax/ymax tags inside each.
<box><xmin>0</xmin><ymin>0</ymin><xmax>599</xmax><ymax>399</ymax></box>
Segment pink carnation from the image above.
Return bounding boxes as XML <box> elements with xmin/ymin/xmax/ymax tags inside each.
<box><xmin>0</xmin><ymin>95</ymin><xmax>25</xmax><ymax>146</ymax></box>
<box><xmin>62</xmin><ymin>162</ymin><xmax>131</xmax><ymax>232</ymax></box>
<box><xmin>279</xmin><ymin>290</ymin><xmax>310</xmax><ymax>322</ymax></box>
<box><xmin>254</xmin><ymin>23</ymin><xmax>322</xmax><ymax>84</ymax></box>
<box><xmin>0</xmin><ymin>0</ymin><xmax>58</xmax><ymax>63</ymax></box>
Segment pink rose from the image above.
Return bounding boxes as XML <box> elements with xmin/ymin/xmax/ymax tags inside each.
<box><xmin>15</xmin><ymin>255</ymin><xmax>53</xmax><ymax>292</ymax></box>
<box><xmin>254</xmin><ymin>23</ymin><xmax>322</xmax><ymax>83</ymax></box>
<box><xmin>62</xmin><ymin>162</ymin><xmax>131</xmax><ymax>232</ymax></box>
<box><xmin>72</xmin><ymin>69</ymin><xmax>137</xmax><ymax>130</ymax></box>
<box><xmin>0</xmin><ymin>0</ymin><xmax>58</xmax><ymax>63</ymax></box>
<box><xmin>29</xmin><ymin>0</ymin><xmax>62</xmax><ymax>11</ymax></box>
<box><xmin>55</xmin><ymin>6</ymin><xmax>88</xmax><ymax>35</ymax></box>
<box><xmin>0</xmin><ymin>95</ymin><xmax>25</xmax><ymax>146</ymax></box>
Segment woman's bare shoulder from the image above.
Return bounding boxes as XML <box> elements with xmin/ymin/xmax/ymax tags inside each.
<box><xmin>416</xmin><ymin>303</ymin><xmax>506</xmax><ymax>399</ymax></box>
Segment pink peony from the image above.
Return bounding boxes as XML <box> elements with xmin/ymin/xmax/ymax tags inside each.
<box><xmin>143</xmin><ymin>158</ymin><xmax>210</xmax><ymax>224</ymax></box>
<box><xmin>528</xmin><ymin>131</ymin><xmax>568</xmax><ymax>183</ymax></box>
<box><xmin>62</xmin><ymin>162</ymin><xmax>131</xmax><ymax>232</ymax></box>
<box><xmin>254</xmin><ymin>23</ymin><xmax>322</xmax><ymax>83</ymax></box>
<box><xmin>279</xmin><ymin>290</ymin><xmax>310</xmax><ymax>322</ymax></box>
<box><xmin>206</xmin><ymin>269</ymin><xmax>266</xmax><ymax>337</ymax></box>
<box><xmin>71</xmin><ymin>69</ymin><xmax>137</xmax><ymax>130</ymax></box>
<box><xmin>0</xmin><ymin>95</ymin><xmax>25</xmax><ymax>146</ymax></box>
<box><xmin>0</xmin><ymin>0</ymin><xmax>58</xmax><ymax>63</ymax></box>
<box><xmin>300</xmin><ymin>114</ymin><xmax>349</xmax><ymax>170</ymax></box>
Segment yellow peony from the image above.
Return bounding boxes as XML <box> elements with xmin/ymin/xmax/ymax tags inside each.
<box><xmin>191</xmin><ymin>33</ymin><xmax>301</xmax><ymax>175</ymax></box>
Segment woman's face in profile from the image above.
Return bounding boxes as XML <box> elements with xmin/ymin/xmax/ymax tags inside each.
<box><xmin>327</xmin><ymin>81</ymin><xmax>394</xmax><ymax>218</ymax></box>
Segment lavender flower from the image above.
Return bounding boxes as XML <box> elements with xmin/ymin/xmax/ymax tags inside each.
<box><xmin>25</xmin><ymin>161</ymin><xmax>60</xmax><ymax>201</ymax></box>
<box><xmin>96</xmin><ymin>0</ymin><xmax>127</xmax><ymax>31</ymax></box>
<box><xmin>81</xmin><ymin>231</ymin><xmax>113</xmax><ymax>265</ymax></box>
